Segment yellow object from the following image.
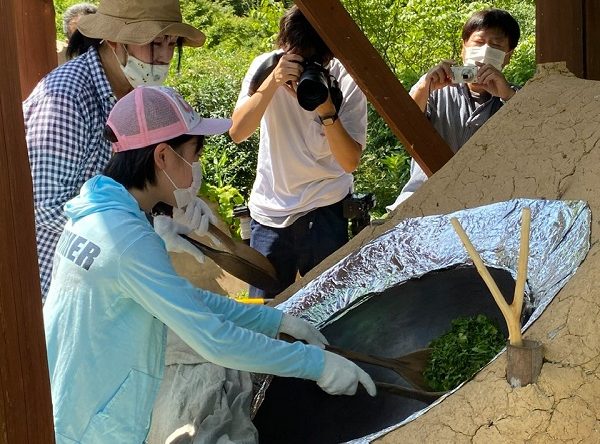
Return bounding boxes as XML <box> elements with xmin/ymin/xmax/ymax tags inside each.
<box><xmin>236</xmin><ymin>298</ymin><xmax>273</xmax><ymax>304</ymax></box>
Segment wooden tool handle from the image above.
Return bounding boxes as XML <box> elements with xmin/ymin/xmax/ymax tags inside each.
<box><xmin>208</xmin><ymin>223</ymin><xmax>236</xmax><ymax>252</ymax></box>
<box><xmin>374</xmin><ymin>381</ymin><xmax>445</xmax><ymax>403</ymax></box>
<box><xmin>326</xmin><ymin>344</ymin><xmax>399</xmax><ymax>370</ymax></box>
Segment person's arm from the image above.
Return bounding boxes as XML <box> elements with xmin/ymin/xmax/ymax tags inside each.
<box><xmin>320</xmin><ymin>64</ymin><xmax>368</xmax><ymax>172</ymax></box>
<box><xmin>315</xmin><ymin>96</ymin><xmax>363</xmax><ymax>173</ymax></box>
<box><xmin>119</xmin><ymin>233</ymin><xmax>324</xmax><ymax>380</ymax></box>
<box><xmin>410</xmin><ymin>59</ymin><xmax>455</xmax><ymax>111</ymax></box>
<box><xmin>24</xmin><ymin>92</ymin><xmax>92</xmax><ymax>235</ymax></box>
<box><xmin>229</xmin><ymin>53</ymin><xmax>304</xmax><ymax>143</ymax></box>
<box><xmin>194</xmin><ymin>288</ymin><xmax>283</xmax><ymax>337</ymax></box>
<box><xmin>385</xmin><ymin>159</ymin><xmax>428</xmax><ymax>211</ymax></box>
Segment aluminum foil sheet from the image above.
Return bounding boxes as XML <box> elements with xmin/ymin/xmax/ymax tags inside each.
<box><xmin>252</xmin><ymin>198</ymin><xmax>590</xmax><ymax>442</ymax></box>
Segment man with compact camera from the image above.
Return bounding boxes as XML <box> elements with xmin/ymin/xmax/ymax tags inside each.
<box><xmin>387</xmin><ymin>8</ymin><xmax>520</xmax><ymax>211</ymax></box>
<box><xmin>229</xmin><ymin>5</ymin><xmax>367</xmax><ymax>297</ymax></box>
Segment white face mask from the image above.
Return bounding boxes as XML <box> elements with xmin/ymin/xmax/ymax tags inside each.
<box><xmin>162</xmin><ymin>148</ymin><xmax>203</xmax><ymax>209</ymax></box>
<box><xmin>464</xmin><ymin>44</ymin><xmax>506</xmax><ymax>71</ymax></box>
<box><xmin>121</xmin><ymin>48</ymin><xmax>170</xmax><ymax>87</ymax></box>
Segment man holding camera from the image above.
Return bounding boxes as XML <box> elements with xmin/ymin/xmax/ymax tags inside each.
<box><xmin>230</xmin><ymin>5</ymin><xmax>367</xmax><ymax>297</ymax></box>
<box><xmin>387</xmin><ymin>8</ymin><xmax>520</xmax><ymax>211</ymax></box>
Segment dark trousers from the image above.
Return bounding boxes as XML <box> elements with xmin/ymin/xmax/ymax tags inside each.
<box><xmin>249</xmin><ymin>199</ymin><xmax>348</xmax><ymax>298</ymax></box>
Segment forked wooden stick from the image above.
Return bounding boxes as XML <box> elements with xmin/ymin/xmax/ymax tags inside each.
<box><xmin>450</xmin><ymin>208</ymin><xmax>531</xmax><ymax>346</ymax></box>
<box><xmin>512</xmin><ymin>208</ymin><xmax>531</xmax><ymax>320</ymax></box>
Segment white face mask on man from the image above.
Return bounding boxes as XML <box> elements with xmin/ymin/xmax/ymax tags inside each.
<box><xmin>121</xmin><ymin>47</ymin><xmax>170</xmax><ymax>87</ymax></box>
<box><xmin>162</xmin><ymin>148</ymin><xmax>203</xmax><ymax>209</ymax></box>
<box><xmin>464</xmin><ymin>44</ymin><xmax>506</xmax><ymax>71</ymax></box>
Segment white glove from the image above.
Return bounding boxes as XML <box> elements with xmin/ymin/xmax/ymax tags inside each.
<box><xmin>153</xmin><ymin>215</ymin><xmax>205</xmax><ymax>264</ymax></box>
<box><xmin>172</xmin><ymin>197</ymin><xmax>217</xmax><ymax>238</ymax></box>
<box><xmin>317</xmin><ymin>350</ymin><xmax>377</xmax><ymax>396</ymax></box>
<box><xmin>279</xmin><ymin>314</ymin><xmax>329</xmax><ymax>349</ymax></box>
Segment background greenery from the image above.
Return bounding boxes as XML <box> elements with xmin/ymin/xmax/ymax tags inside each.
<box><xmin>55</xmin><ymin>0</ymin><xmax>536</xmax><ymax>220</ymax></box>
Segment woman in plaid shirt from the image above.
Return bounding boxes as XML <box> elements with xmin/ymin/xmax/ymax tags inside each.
<box><xmin>23</xmin><ymin>0</ymin><xmax>205</xmax><ymax>300</ymax></box>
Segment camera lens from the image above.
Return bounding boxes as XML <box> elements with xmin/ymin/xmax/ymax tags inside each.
<box><xmin>296</xmin><ymin>63</ymin><xmax>330</xmax><ymax>111</ymax></box>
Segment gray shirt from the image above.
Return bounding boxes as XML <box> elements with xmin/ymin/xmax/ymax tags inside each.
<box><xmin>387</xmin><ymin>79</ymin><xmax>513</xmax><ymax>210</ymax></box>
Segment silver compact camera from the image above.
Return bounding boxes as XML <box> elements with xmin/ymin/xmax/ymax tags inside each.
<box><xmin>450</xmin><ymin>65</ymin><xmax>478</xmax><ymax>83</ymax></box>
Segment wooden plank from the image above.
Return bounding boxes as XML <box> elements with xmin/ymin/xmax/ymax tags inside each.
<box><xmin>13</xmin><ymin>0</ymin><xmax>57</xmax><ymax>100</ymax></box>
<box><xmin>294</xmin><ymin>0</ymin><xmax>453</xmax><ymax>176</ymax></box>
<box><xmin>536</xmin><ymin>0</ymin><xmax>585</xmax><ymax>77</ymax></box>
<box><xmin>0</xmin><ymin>0</ymin><xmax>55</xmax><ymax>442</ymax></box>
<box><xmin>585</xmin><ymin>0</ymin><xmax>600</xmax><ymax>80</ymax></box>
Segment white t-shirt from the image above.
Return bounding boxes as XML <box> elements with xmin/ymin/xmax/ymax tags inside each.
<box><xmin>235</xmin><ymin>50</ymin><xmax>367</xmax><ymax>228</ymax></box>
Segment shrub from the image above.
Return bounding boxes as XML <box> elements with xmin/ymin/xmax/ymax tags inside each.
<box><xmin>53</xmin><ymin>0</ymin><xmax>537</xmax><ymax>214</ymax></box>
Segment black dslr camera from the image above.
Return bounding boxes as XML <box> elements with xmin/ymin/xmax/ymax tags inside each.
<box><xmin>343</xmin><ymin>193</ymin><xmax>376</xmax><ymax>236</ymax></box>
<box><xmin>248</xmin><ymin>52</ymin><xmax>343</xmax><ymax>112</ymax></box>
<box><xmin>296</xmin><ymin>59</ymin><xmax>343</xmax><ymax>112</ymax></box>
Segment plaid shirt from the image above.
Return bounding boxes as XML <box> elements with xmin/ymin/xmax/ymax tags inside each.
<box><xmin>23</xmin><ymin>47</ymin><xmax>116</xmax><ymax>300</ymax></box>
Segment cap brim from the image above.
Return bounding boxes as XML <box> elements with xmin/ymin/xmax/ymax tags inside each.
<box><xmin>78</xmin><ymin>13</ymin><xmax>206</xmax><ymax>47</ymax></box>
<box><xmin>187</xmin><ymin>118</ymin><xmax>232</xmax><ymax>136</ymax></box>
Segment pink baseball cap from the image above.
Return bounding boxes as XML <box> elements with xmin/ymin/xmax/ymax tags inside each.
<box><xmin>107</xmin><ymin>86</ymin><xmax>232</xmax><ymax>152</ymax></box>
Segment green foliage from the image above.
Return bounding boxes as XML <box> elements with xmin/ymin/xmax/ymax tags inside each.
<box><xmin>342</xmin><ymin>0</ymin><xmax>535</xmax><ymax>88</ymax></box>
<box><xmin>199</xmin><ymin>182</ymin><xmax>246</xmax><ymax>238</ymax></box>
<box><xmin>165</xmin><ymin>0</ymin><xmax>287</xmax><ymax>198</ymax></box>
<box><xmin>424</xmin><ymin>314</ymin><xmax>506</xmax><ymax>392</ymax></box>
<box><xmin>354</xmin><ymin>105</ymin><xmax>411</xmax><ymax>216</ymax></box>
<box><xmin>167</xmin><ymin>48</ymin><xmax>258</xmax><ymax>196</ymax></box>
<box><xmin>53</xmin><ymin>0</ymin><xmax>537</xmax><ymax>214</ymax></box>
<box><xmin>342</xmin><ymin>0</ymin><xmax>536</xmax><ymax>208</ymax></box>
<box><xmin>54</xmin><ymin>0</ymin><xmax>99</xmax><ymax>40</ymax></box>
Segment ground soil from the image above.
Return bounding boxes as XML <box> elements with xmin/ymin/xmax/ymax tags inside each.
<box><xmin>275</xmin><ymin>63</ymin><xmax>600</xmax><ymax>442</ymax></box>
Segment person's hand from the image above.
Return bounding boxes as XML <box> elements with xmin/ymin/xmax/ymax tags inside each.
<box><xmin>172</xmin><ymin>197</ymin><xmax>217</xmax><ymax>238</ymax></box>
<box><xmin>272</xmin><ymin>53</ymin><xmax>304</xmax><ymax>96</ymax></box>
<box><xmin>317</xmin><ymin>350</ymin><xmax>377</xmax><ymax>396</ymax></box>
<box><xmin>420</xmin><ymin>59</ymin><xmax>455</xmax><ymax>92</ymax></box>
<box><xmin>153</xmin><ymin>215</ymin><xmax>205</xmax><ymax>264</ymax></box>
<box><xmin>475</xmin><ymin>62</ymin><xmax>515</xmax><ymax>100</ymax></box>
<box><xmin>279</xmin><ymin>314</ymin><xmax>328</xmax><ymax>349</ymax></box>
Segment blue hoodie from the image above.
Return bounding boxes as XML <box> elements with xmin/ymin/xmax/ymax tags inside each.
<box><xmin>43</xmin><ymin>175</ymin><xmax>324</xmax><ymax>444</ymax></box>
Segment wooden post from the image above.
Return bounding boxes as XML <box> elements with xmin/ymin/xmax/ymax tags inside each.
<box><xmin>294</xmin><ymin>0</ymin><xmax>453</xmax><ymax>176</ymax></box>
<box><xmin>536</xmin><ymin>0</ymin><xmax>600</xmax><ymax>81</ymax></box>
<box><xmin>585</xmin><ymin>0</ymin><xmax>600</xmax><ymax>80</ymax></box>
<box><xmin>13</xmin><ymin>0</ymin><xmax>57</xmax><ymax>100</ymax></box>
<box><xmin>0</xmin><ymin>0</ymin><xmax>55</xmax><ymax>441</ymax></box>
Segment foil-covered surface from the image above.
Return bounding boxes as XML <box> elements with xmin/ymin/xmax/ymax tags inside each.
<box><xmin>252</xmin><ymin>199</ymin><xmax>591</xmax><ymax>442</ymax></box>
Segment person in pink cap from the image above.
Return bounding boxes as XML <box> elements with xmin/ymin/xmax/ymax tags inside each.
<box><xmin>43</xmin><ymin>86</ymin><xmax>375</xmax><ymax>444</ymax></box>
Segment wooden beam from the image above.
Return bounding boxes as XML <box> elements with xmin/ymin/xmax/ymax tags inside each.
<box><xmin>13</xmin><ymin>0</ymin><xmax>57</xmax><ymax>100</ymax></box>
<box><xmin>585</xmin><ymin>0</ymin><xmax>600</xmax><ymax>80</ymax></box>
<box><xmin>536</xmin><ymin>0</ymin><xmax>585</xmax><ymax>77</ymax></box>
<box><xmin>294</xmin><ymin>0</ymin><xmax>453</xmax><ymax>176</ymax></box>
<box><xmin>0</xmin><ymin>0</ymin><xmax>55</xmax><ymax>441</ymax></box>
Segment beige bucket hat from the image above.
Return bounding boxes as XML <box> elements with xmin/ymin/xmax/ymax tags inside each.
<box><xmin>77</xmin><ymin>0</ymin><xmax>205</xmax><ymax>47</ymax></box>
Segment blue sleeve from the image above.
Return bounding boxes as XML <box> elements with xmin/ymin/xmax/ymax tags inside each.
<box><xmin>118</xmin><ymin>233</ymin><xmax>324</xmax><ymax>381</ymax></box>
<box><xmin>198</xmin><ymin>290</ymin><xmax>283</xmax><ymax>338</ymax></box>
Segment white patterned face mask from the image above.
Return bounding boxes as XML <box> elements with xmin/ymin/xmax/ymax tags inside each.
<box><xmin>162</xmin><ymin>148</ymin><xmax>202</xmax><ymax>209</ymax></box>
<box><xmin>464</xmin><ymin>44</ymin><xmax>506</xmax><ymax>70</ymax></box>
<box><xmin>121</xmin><ymin>48</ymin><xmax>169</xmax><ymax>87</ymax></box>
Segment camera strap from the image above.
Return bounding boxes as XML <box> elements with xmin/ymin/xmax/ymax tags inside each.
<box><xmin>248</xmin><ymin>52</ymin><xmax>283</xmax><ymax>96</ymax></box>
<box><xmin>328</xmin><ymin>75</ymin><xmax>344</xmax><ymax>113</ymax></box>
